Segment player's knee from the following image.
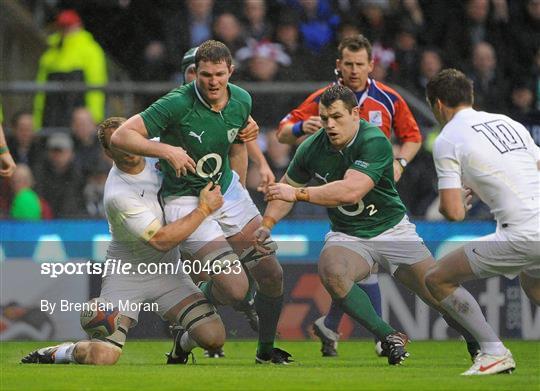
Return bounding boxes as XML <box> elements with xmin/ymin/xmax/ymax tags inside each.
<box><xmin>87</xmin><ymin>342</ymin><xmax>122</xmax><ymax>365</ymax></box>
<box><xmin>255</xmin><ymin>260</ymin><xmax>283</xmax><ymax>293</ymax></box>
<box><xmin>319</xmin><ymin>262</ymin><xmax>347</xmax><ymax>287</ymax></box>
<box><xmin>198</xmin><ymin>322</ymin><xmax>226</xmax><ymax>350</ymax></box>
<box><xmin>220</xmin><ymin>282</ymin><xmax>249</xmax><ymax>304</ymax></box>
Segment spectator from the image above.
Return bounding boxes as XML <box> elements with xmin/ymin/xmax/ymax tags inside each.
<box><xmin>393</xmin><ymin>20</ymin><xmax>421</xmax><ymax>87</ymax></box>
<box><xmin>467</xmin><ymin>41</ymin><xmax>509</xmax><ymax>112</ymax></box>
<box><xmin>508</xmin><ymin>0</ymin><xmax>540</xmax><ymax>78</ymax></box>
<box><xmin>33</xmin><ymin>9</ymin><xmax>107</xmax><ymax>129</ymax></box>
<box><xmin>243</xmin><ymin>0</ymin><xmax>273</xmax><ymax>41</ymax></box>
<box><xmin>6</xmin><ymin>111</ymin><xmax>43</xmax><ymax>169</ymax></box>
<box><xmin>236</xmin><ymin>39</ymin><xmax>292</xmax><ymax>82</ymax></box>
<box><xmin>213</xmin><ymin>13</ymin><xmax>246</xmax><ymax>57</ymax></box>
<box><xmin>508</xmin><ymin>80</ymin><xmax>540</xmax><ymax>144</ymax></box>
<box><xmin>409</xmin><ymin>48</ymin><xmax>444</xmax><ymax>99</ymax></box>
<box><xmin>163</xmin><ymin>0</ymin><xmax>215</xmax><ymax>73</ymax></box>
<box><xmin>287</xmin><ymin>0</ymin><xmax>340</xmax><ymax>55</ymax></box>
<box><xmin>274</xmin><ymin>12</ymin><xmax>320</xmax><ymax>81</ymax></box>
<box><xmin>236</xmin><ymin>40</ymin><xmax>294</xmax><ymax>127</ymax></box>
<box><xmin>9</xmin><ymin>164</ymin><xmax>41</xmax><ymax>220</ymax></box>
<box><xmin>34</xmin><ymin>133</ymin><xmax>85</xmax><ymax>218</ymax></box>
<box><xmin>444</xmin><ymin>0</ymin><xmax>508</xmax><ymax>68</ymax></box>
<box><xmin>83</xmin><ymin>156</ymin><xmax>111</xmax><ymax>218</ymax></box>
<box><xmin>70</xmin><ymin>107</ymin><xmax>101</xmax><ymax>180</ymax></box>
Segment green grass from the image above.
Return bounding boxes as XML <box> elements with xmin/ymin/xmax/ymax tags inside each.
<box><xmin>1</xmin><ymin>340</ymin><xmax>538</xmax><ymax>390</ymax></box>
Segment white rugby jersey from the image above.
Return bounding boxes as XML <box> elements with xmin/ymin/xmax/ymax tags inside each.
<box><xmin>433</xmin><ymin>108</ymin><xmax>540</xmax><ymax>232</ymax></box>
<box><xmin>103</xmin><ymin>157</ymin><xmax>180</xmax><ymax>264</ymax></box>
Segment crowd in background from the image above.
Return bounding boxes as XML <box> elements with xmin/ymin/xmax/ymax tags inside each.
<box><xmin>1</xmin><ymin>0</ymin><xmax>539</xmax><ymax>220</ymax></box>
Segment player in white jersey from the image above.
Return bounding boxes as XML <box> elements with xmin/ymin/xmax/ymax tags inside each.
<box><xmin>424</xmin><ymin>69</ymin><xmax>540</xmax><ymax>376</ymax></box>
<box><xmin>22</xmin><ymin>117</ymin><xmax>226</xmax><ymax>366</ymax></box>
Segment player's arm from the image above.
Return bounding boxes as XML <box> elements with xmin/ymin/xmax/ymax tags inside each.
<box><xmin>247</xmin><ymin>140</ymin><xmax>275</xmax><ymax>192</ymax></box>
<box><xmin>392</xmin><ymin>95</ymin><xmax>423</xmax><ymax>181</ymax></box>
<box><xmin>432</xmin><ymin>136</ymin><xmax>469</xmax><ymax>221</ymax></box>
<box><xmin>438</xmin><ymin>188</ymin><xmax>472</xmax><ymax>222</ymax></box>
<box><xmin>0</xmin><ymin>124</ymin><xmax>16</xmax><ymax>177</ymax></box>
<box><xmin>230</xmin><ymin>142</ymin><xmax>248</xmax><ymax>187</ymax></box>
<box><xmin>278</xmin><ymin>116</ymin><xmax>323</xmax><ymax>144</ymax></box>
<box><xmin>277</xmin><ymin>91</ymin><xmax>322</xmax><ymax>144</ymax></box>
<box><xmin>148</xmin><ymin>183</ymin><xmax>223</xmax><ymax>251</ymax></box>
<box><xmin>112</xmin><ymin>182</ymin><xmax>223</xmax><ymax>252</ymax></box>
<box><xmin>111</xmin><ymin>114</ymin><xmax>195</xmax><ymax>177</ymax></box>
<box><xmin>266</xmin><ymin>170</ymin><xmax>373</xmax><ymax>207</ymax></box>
<box><xmin>254</xmin><ymin>175</ymin><xmax>297</xmax><ymax>249</ymax></box>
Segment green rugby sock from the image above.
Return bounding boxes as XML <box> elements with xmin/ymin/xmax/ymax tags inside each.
<box><xmin>255</xmin><ymin>292</ymin><xmax>283</xmax><ymax>356</ymax></box>
<box><xmin>338</xmin><ymin>284</ymin><xmax>395</xmax><ymax>340</ymax></box>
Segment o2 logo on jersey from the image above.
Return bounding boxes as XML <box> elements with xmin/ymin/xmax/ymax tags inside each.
<box><xmin>337</xmin><ymin>201</ymin><xmax>378</xmax><ymax>217</ymax></box>
<box><xmin>473</xmin><ymin>120</ymin><xmax>526</xmax><ymax>154</ymax></box>
<box><xmin>196</xmin><ymin>153</ymin><xmax>223</xmax><ymax>180</ymax></box>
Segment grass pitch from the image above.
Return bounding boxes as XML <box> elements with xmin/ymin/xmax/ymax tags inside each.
<box><xmin>1</xmin><ymin>340</ymin><xmax>538</xmax><ymax>390</ymax></box>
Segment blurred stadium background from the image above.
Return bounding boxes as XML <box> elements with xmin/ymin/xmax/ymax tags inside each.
<box><xmin>1</xmin><ymin>0</ymin><xmax>539</xmax><ymax>343</ymax></box>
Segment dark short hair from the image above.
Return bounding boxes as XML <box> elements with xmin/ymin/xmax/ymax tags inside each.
<box><xmin>10</xmin><ymin>110</ymin><xmax>32</xmax><ymax>128</ymax></box>
<box><xmin>338</xmin><ymin>34</ymin><xmax>372</xmax><ymax>60</ymax></box>
<box><xmin>195</xmin><ymin>40</ymin><xmax>232</xmax><ymax>68</ymax></box>
<box><xmin>426</xmin><ymin>68</ymin><xmax>474</xmax><ymax>108</ymax></box>
<box><xmin>320</xmin><ymin>85</ymin><xmax>359</xmax><ymax>112</ymax></box>
<box><xmin>97</xmin><ymin>117</ymin><xmax>126</xmax><ymax>149</ymax></box>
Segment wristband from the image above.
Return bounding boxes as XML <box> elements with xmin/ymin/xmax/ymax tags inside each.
<box><xmin>197</xmin><ymin>203</ymin><xmax>213</xmax><ymax>217</ymax></box>
<box><xmin>291</xmin><ymin>121</ymin><xmax>305</xmax><ymax>137</ymax></box>
<box><xmin>261</xmin><ymin>216</ymin><xmax>277</xmax><ymax>230</ymax></box>
<box><xmin>295</xmin><ymin>187</ymin><xmax>310</xmax><ymax>202</ymax></box>
<box><xmin>0</xmin><ymin>146</ymin><xmax>9</xmax><ymax>155</ymax></box>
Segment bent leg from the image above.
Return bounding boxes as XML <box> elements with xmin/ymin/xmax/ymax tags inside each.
<box><xmin>424</xmin><ymin>248</ymin><xmax>506</xmax><ymax>355</ymax></box>
<box><xmin>319</xmin><ymin>246</ymin><xmax>395</xmax><ymax>340</ymax></box>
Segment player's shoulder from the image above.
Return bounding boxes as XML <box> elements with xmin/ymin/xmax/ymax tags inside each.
<box><xmin>369</xmin><ymin>79</ymin><xmax>402</xmax><ymax>103</ymax></box>
<box><xmin>358</xmin><ymin>120</ymin><xmax>388</xmax><ymax>141</ymax></box>
<box><xmin>159</xmin><ymin>83</ymin><xmax>195</xmax><ymax>107</ymax></box>
<box><xmin>103</xmin><ymin>169</ymin><xmax>139</xmax><ymax>211</ymax></box>
<box><xmin>228</xmin><ymin>82</ymin><xmax>252</xmax><ymax>105</ymax></box>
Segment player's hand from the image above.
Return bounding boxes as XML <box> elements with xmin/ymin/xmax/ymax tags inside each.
<box><xmin>462</xmin><ymin>187</ymin><xmax>473</xmax><ymax>212</ymax></box>
<box><xmin>265</xmin><ymin>183</ymin><xmax>296</xmax><ymax>202</ymax></box>
<box><xmin>302</xmin><ymin>116</ymin><xmax>323</xmax><ymax>134</ymax></box>
<box><xmin>162</xmin><ymin>145</ymin><xmax>196</xmax><ymax>177</ymax></box>
<box><xmin>257</xmin><ymin>163</ymin><xmax>276</xmax><ymax>193</ymax></box>
<box><xmin>199</xmin><ymin>182</ymin><xmax>223</xmax><ymax>212</ymax></box>
<box><xmin>393</xmin><ymin>159</ymin><xmax>404</xmax><ymax>182</ymax></box>
<box><xmin>238</xmin><ymin>115</ymin><xmax>259</xmax><ymax>142</ymax></box>
<box><xmin>0</xmin><ymin>152</ymin><xmax>16</xmax><ymax>177</ymax></box>
<box><xmin>253</xmin><ymin>225</ymin><xmax>273</xmax><ymax>254</ymax></box>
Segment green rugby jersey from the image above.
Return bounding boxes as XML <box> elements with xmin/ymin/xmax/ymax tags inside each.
<box><xmin>140</xmin><ymin>81</ymin><xmax>251</xmax><ymax>197</ymax></box>
<box><xmin>286</xmin><ymin>120</ymin><xmax>406</xmax><ymax>238</ymax></box>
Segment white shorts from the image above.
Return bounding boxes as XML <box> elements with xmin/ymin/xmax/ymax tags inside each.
<box><xmin>164</xmin><ymin>174</ymin><xmax>260</xmax><ymax>255</ymax></box>
<box><xmin>464</xmin><ymin>228</ymin><xmax>540</xmax><ymax>279</ymax></box>
<box><xmin>322</xmin><ymin>215</ymin><xmax>432</xmax><ymax>275</ymax></box>
<box><xmin>100</xmin><ymin>270</ymin><xmax>200</xmax><ymax>326</ymax></box>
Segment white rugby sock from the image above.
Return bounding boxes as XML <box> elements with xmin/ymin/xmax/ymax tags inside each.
<box><xmin>440</xmin><ymin>287</ymin><xmax>506</xmax><ymax>356</ymax></box>
<box><xmin>179</xmin><ymin>332</ymin><xmax>199</xmax><ymax>353</ymax></box>
<box><xmin>54</xmin><ymin>342</ymin><xmax>77</xmax><ymax>364</ymax></box>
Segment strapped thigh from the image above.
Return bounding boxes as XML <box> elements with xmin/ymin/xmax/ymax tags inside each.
<box><xmin>176</xmin><ymin>299</ymin><xmax>219</xmax><ymax>332</ymax></box>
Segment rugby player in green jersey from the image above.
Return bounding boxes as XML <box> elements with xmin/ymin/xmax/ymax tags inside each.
<box><xmin>255</xmin><ymin>84</ymin><xmax>479</xmax><ymax>365</ymax></box>
<box><xmin>111</xmin><ymin>40</ymin><xmax>291</xmax><ymax>364</ymax></box>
